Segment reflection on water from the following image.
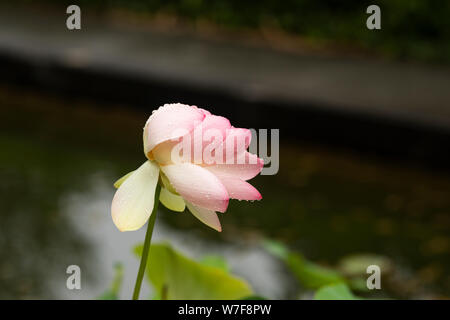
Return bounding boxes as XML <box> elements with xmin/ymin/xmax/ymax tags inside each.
<box><xmin>0</xmin><ymin>86</ymin><xmax>449</xmax><ymax>299</ymax></box>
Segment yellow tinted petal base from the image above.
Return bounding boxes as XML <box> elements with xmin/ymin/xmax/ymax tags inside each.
<box><xmin>160</xmin><ymin>187</ymin><xmax>186</xmax><ymax>212</ymax></box>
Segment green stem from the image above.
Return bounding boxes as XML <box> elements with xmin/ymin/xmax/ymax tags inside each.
<box><xmin>132</xmin><ymin>183</ymin><xmax>161</xmax><ymax>300</ymax></box>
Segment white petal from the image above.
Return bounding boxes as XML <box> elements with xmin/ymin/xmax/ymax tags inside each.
<box><xmin>186</xmin><ymin>202</ymin><xmax>222</xmax><ymax>232</ymax></box>
<box><xmin>113</xmin><ymin>171</ymin><xmax>134</xmax><ymax>189</ymax></box>
<box><xmin>160</xmin><ymin>187</ymin><xmax>186</xmax><ymax>212</ymax></box>
<box><xmin>111</xmin><ymin>161</ymin><xmax>160</xmax><ymax>232</ymax></box>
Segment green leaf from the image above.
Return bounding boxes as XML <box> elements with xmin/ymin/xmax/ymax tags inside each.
<box><xmin>97</xmin><ymin>263</ymin><xmax>124</xmax><ymax>300</ymax></box>
<box><xmin>348</xmin><ymin>277</ymin><xmax>370</xmax><ymax>292</ymax></box>
<box><xmin>200</xmin><ymin>255</ymin><xmax>230</xmax><ymax>272</ymax></box>
<box><xmin>262</xmin><ymin>239</ymin><xmax>290</xmax><ymax>259</ymax></box>
<box><xmin>264</xmin><ymin>240</ymin><xmax>345</xmax><ymax>289</ymax></box>
<box><xmin>337</xmin><ymin>254</ymin><xmax>392</xmax><ymax>292</ymax></box>
<box><xmin>240</xmin><ymin>295</ymin><xmax>268</xmax><ymax>300</ymax></box>
<box><xmin>97</xmin><ymin>291</ymin><xmax>118</xmax><ymax>300</ymax></box>
<box><xmin>134</xmin><ymin>243</ymin><xmax>253</xmax><ymax>300</ymax></box>
<box><xmin>338</xmin><ymin>254</ymin><xmax>392</xmax><ymax>277</ymax></box>
<box><xmin>286</xmin><ymin>253</ymin><xmax>345</xmax><ymax>289</ymax></box>
<box><xmin>314</xmin><ymin>283</ymin><xmax>359</xmax><ymax>300</ymax></box>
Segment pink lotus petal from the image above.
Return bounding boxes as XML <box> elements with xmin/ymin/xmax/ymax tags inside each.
<box><xmin>205</xmin><ymin>152</ymin><xmax>264</xmax><ymax>180</ymax></box>
<box><xmin>215</xmin><ymin>177</ymin><xmax>262</xmax><ymax>201</ymax></box>
<box><xmin>155</xmin><ymin>115</ymin><xmax>231</xmax><ymax>165</ymax></box>
<box><xmin>199</xmin><ymin>115</ymin><xmax>231</xmax><ymax>146</ymax></box>
<box><xmin>151</xmin><ymin>114</ymin><xmax>231</xmax><ymax>166</ymax></box>
<box><xmin>226</xmin><ymin>127</ymin><xmax>252</xmax><ymax>150</ymax></box>
<box><xmin>187</xmin><ymin>115</ymin><xmax>231</xmax><ymax>164</ymax></box>
<box><xmin>144</xmin><ymin>103</ymin><xmax>205</xmax><ymax>156</ymax></box>
<box><xmin>161</xmin><ymin>163</ymin><xmax>229</xmax><ymax>212</ymax></box>
<box><xmin>199</xmin><ymin>108</ymin><xmax>211</xmax><ymax>116</ymax></box>
<box><xmin>186</xmin><ymin>202</ymin><xmax>222</xmax><ymax>232</ymax></box>
<box><xmin>222</xmin><ymin>128</ymin><xmax>252</xmax><ymax>163</ymax></box>
<box><xmin>203</xmin><ymin>127</ymin><xmax>252</xmax><ymax>165</ymax></box>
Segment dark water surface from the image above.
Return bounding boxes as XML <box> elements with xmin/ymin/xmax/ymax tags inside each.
<box><xmin>0</xmin><ymin>86</ymin><xmax>449</xmax><ymax>299</ymax></box>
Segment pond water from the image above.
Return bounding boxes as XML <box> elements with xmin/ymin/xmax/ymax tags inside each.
<box><xmin>0</xmin><ymin>86</ymin><xmax>449</xmax><ymax>299</ymax></box>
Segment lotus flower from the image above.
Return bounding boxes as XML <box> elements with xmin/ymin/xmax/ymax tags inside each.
<box><xmin>111</xmin><ymin>103</ymin><xmax>264</xmax><ymax>232</ymax></box>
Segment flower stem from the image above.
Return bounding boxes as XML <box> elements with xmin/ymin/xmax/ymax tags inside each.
<box><xmin>132</xmin><ymin>183</ymin><xmax>161</xmax><ymax>300</ymax></box>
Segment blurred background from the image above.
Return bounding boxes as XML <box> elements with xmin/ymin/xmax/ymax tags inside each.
<box><xmin>0</xmin><ymin>1</ymin><xmax>449</xmax><ymax>299</ymax></box>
